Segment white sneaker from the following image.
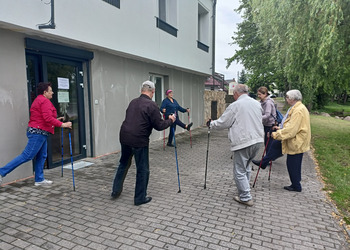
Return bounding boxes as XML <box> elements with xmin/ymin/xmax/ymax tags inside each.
<box><xmin>233</xmin><ymin>196</ymin><xmax>254</xmax><ymax>206</ymax></box>
<box><xmin>34</xmin><ymin>179</ymin><xmax>53</xmax><ymax>186</ymax></box>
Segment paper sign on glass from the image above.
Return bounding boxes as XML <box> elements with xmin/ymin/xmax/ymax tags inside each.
<box><xmin>57</xmin><ymin>92</ymin><xmax>69</xmax><ymax>103</ymax></box>
<box><xmin>58</xmin><ymin>77</ymin><xmax>69</xmax><ymax>89</ymax></box>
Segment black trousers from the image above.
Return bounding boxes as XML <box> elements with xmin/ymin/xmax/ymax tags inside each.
<box><xmin>286</xmin><ymin>153</ymin><xmax>303</xmax><ymax>191</ymax></box>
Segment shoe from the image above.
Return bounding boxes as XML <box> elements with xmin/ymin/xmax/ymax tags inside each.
<box><xmin>186</xmin><ymin>122</ymin><xmax>193</xmax><ymax>131</ymax></box>
<box><xmin>283</xmin><ymin>186</ymin><xmax>302</xmax><ymax>192</ymax></box>
<box><xmin>0</xmin><ymin>175</ymin><xmax>3</xmax><ymax>185</ymax></box>
<box><xmin>134</xmin><ymin>197</ymin><xmax>152</xmax><ymax>206</ymax></box>
<box><xmin>34</xmin><ymin>179</ymin><xmax>53</xmax><ymax>186</ymax></box>
<box><xmin>111</xmin><ymin>192</ymin><xmax>121</xmax><ymax>200</ymax></box>
<box><xmin>167</xmin><ymin>143</ymin><xmax>174</xmax><ymax>147</ymax></box>
<box><xmin>252</xmin><ymin>159</ymin><xmax>267</xmax><ymax>169</ymax></box>
<box><xmin>233</xmin><ymin>196</ymin><xmax>253</xmax><ymax>206</ymax></box>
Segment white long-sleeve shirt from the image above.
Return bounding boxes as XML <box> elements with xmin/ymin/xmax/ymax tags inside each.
<box><xmin>210</xmin><ymin>94</ymin><xmax>264</xmax><ymax>151</ymax></box>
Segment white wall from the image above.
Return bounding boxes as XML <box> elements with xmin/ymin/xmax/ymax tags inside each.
<box><xmin>0</xmin><ymin>0</ymin><xmax>211</xmax><ymax>178</ymax></box>
<box><xmin>0</xmin><ymin>0</ymin><xmax>213</xmax><ymax>76</ymax></box>
<box><xmin>0</xmin><ymin>29</ymin><xmax>33</xmax><ymax>182</ymax></box>
<box><xmin>91</xmin><ymin>50</ymin><xmax>205</xmax><ymax>156</ymax></box>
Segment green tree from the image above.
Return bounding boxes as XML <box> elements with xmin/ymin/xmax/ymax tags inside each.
<box><xmin>228</xmin><ymin>0</ymin><xmax>350</xmax><ymax>108</ymax></box>
<box><xmin>238</xmin><ymin>69</ymin><xmax>248</xmax><ymax>84</ymax></box>
<box><xmin>226</xmin><ymin>0</ymin><xmax>286</xmax><ymax>94</ymax></box>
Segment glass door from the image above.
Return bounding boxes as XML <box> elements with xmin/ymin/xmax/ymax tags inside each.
<box><xmin>44</xmin><ymin>57</ymin><xmax>86</xmax><ymax>166</ymax></box>
<box><xmin>26</xmin><ymin>55</ymin><xmax>86</xmax><ymax>168</ymax></box>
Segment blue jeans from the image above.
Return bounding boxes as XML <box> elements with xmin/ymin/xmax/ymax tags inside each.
<box><xmin>0</xmin><ymin>131</ymin><xmax>48</xmax><ymax>182</ymax></box>
<box><xmin>168</xmin><ymin>117</ymin><xmax>186</xmax><ymax>145</ymax></box>
<box><xmin>112</xmin><ymin>144</ymin><xmax>150</xmax><ymax>204</ymax></box>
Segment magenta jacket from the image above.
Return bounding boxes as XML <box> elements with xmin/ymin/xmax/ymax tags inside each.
<box><xmin>28</xmin><ymin>95</ymin><xmax>62</xmax><ymax>134</ymax></box>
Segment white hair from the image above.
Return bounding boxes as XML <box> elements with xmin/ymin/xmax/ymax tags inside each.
<box><xmin>141</xmin><ymin>80</ymin><xmax>155</xmax><ymax>92</ymax></box>
<box><xmin>286</xmin><ymin>89</ymin><xmax>302</xmax><ymax>101</ymax></box>
<box><xmin>232</xmin><ymin>84</ymin><xmax>249</xmax><ymax>94</ymax></box>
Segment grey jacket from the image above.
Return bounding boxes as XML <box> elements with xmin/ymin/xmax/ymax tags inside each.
<box><xmin>210</xmin><ymin>94</ymin><xmax>264</xmax><ymax>151</ymax></box>
<box><xmin>261</xmin><ymin>96</ymin><xmax>276</xmax><ymax>126</ymax></box>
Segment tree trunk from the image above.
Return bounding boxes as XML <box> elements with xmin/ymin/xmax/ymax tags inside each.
<box><xmin>343</xmin><ymin>92</ymin><xmax>348</xmax><ymax>104</ymax></box>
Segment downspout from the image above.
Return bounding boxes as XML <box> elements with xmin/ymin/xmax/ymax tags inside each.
<box><xmin>38</xmin><ymin>0</ymin><xmax>56</xmax><ymax>29</ymax></box>
<box><xmin>212</xmin><ymin>0</ymin><xmax>217</xmax><ymax>89</ymax></box>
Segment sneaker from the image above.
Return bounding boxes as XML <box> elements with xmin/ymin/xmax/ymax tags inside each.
<box><xmin>166</xmin><ymin>143</ymin><xmax>174</xmax><ymax>147</ymax></box>
<box><xmin>233</xmin><ymin>196</ymin><xmax>254</xmax><ymax>206</ymax></box>
<box><xmin>34</xmin><ymin>179</ymin><xmax>53</xmax><ymax>186</ymax></box>
<box><xmin>186</xmin><ymin>122</ymin><xmax>193</xmax><ymax>131</ymax></box>
<box><xmin>0</xmin><ymin>175</ymin><xmax>3</xmax><ymax>185</ymax></box>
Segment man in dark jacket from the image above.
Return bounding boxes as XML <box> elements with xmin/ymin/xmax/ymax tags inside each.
<box><xmin>111</xmin><ymin>80</ymin><xmax>176</xmax><ymax>206</ymax></box>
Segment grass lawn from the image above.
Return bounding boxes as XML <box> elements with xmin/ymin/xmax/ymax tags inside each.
<box><xmin>318</xmin><ymin>102</ymin><xmax>350</xmax><ymax>116</ymax></box>
<box><xmin>310</xmin><ymin>114</ymin><xmax>350</xmax><ymax>224</ymax></box>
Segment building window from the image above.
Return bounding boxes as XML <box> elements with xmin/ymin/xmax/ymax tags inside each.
<box><xmin>198</xmin><ymin>3</ymin><xmax>209</xmax><ymax>52</ymax></box>
<box><xmin>149</xmin><ymin>75</ymin><xmax>165</xmax><ymax>107</ymax></box>
<box><xmin>103</xmin><ymin>0</ymin><xmax>120</xmax><ymax>8</ymax></box>
<box><xmin>197</xmin><ymin>41</ymin><xmax>209</xmax><ymax>52</ymax></box>
<box><xmin>157</xmin><ymin>0</ymin><xmax>178</xmax><ymax>37</ymax></box>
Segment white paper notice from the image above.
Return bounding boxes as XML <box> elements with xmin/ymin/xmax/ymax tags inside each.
<box><xmin>58</xmin><ymin>77</ymin><xmax>69</xmax><ymax>89</ymax></box>
<box><xmin>57</xmin><ymin>92</ymin><xmax>69</xmax><ymax>103</ymax></box>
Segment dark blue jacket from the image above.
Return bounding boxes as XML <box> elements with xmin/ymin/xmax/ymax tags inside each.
<box><xmin>160</xmin><ymin>98</ymin><xmax>187</xmax><ymax>117</ymax></box>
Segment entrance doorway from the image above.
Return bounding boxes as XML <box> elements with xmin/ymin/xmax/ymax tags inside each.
<box><xmin>26</xmin><ymin>55</ymin><xmax>86</xmax><ymax>168</ymax></box>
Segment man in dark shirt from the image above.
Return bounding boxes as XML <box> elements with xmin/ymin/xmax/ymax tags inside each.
<box><xmin>111</xmin><ymin>80</ymin><xmax>176</xmax><ymax>206</ymax></box>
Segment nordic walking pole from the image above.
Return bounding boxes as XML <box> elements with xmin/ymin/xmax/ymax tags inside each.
<box><xmin>204</xmin><ymin>126</ymin><xmax>210</xmax><ymax>189</ymax></box>
<box><xmin>188</xmin><ymin>112</ymin><xmax>192</xmax><ymax>148</ymax></box>
<box><xmin>172</xmin><ymin>126</ymin><xmax>181</xmax><ymax>193</ymax></box>
<box><xmin>61</xmin><ymin>127</ymin><xmax>64</xmax><ymax>177</ymax></box>
<box><xmin>68</xmin><ymin>128</ymin><xmax>76</xmax><ymax>191</ymax></box>
<box><xmin>163</xmin><ymin>113</ymin><xmax>166</xmax><ymax>150</ymax></box>
<box><xmin>252</xmin><ymin>133</ymin><xmax>271</xmax><ymax>188</ymax></box>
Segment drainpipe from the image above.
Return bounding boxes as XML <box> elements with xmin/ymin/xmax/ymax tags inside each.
<box><xmin>211</xmin><ymin>0</ymin><xmax>217</xmax><ymax>90</ymax></box>
<box><xmin>38</xmin><ymin>0</ymin><xmax>56</xmax><ymax>29</ymax></box>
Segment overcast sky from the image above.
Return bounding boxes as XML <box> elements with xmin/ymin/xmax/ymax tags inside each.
<box><xmin>215</xmin><ymin>0</ymin><xmax>243</xmax><ymax>81</ymax></box>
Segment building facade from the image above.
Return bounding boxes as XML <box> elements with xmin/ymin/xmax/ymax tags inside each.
<box><xmin>0</xmin><ymin>0</ymin><xmax>214</xmax><ymax>183</ymax></box>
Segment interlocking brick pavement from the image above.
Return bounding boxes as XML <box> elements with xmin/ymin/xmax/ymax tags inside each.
<box><xmin>0</xmin><ymin>127</ymin><xmax>349</xmax><ymax>249</ymax></box>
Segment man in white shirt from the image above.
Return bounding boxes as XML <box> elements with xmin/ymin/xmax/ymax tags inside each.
<box><xmin>208</xmin><ymin>84</ymin><xmax>264</xmax><ymax>206</ymax></box>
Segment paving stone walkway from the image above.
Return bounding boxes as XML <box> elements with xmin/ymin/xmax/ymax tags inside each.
<box><xmin>0</xmin><ymin>127</ymin><xmax>349</xmax><ymax>249</ymax></box>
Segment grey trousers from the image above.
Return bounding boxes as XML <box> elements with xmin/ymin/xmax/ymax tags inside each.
<box><xmin>233</xmin><ymin>142</ymin><xmax>263</xmax><ymax>201</ymax></box>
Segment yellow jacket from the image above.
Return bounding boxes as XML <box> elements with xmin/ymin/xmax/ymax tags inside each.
<box><xmin>272</xmin><ymin>101</ymin><xmax>311</xmax><ymax>155</ymax></box>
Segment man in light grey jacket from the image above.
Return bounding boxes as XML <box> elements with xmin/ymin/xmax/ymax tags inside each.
<box><xmin>208</xmin><ymin>84</ymin><xmax>264</xmax><ymax>206</ymax></box>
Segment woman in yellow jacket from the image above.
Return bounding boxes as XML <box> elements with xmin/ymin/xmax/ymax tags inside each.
<box><xmin>271</xmin><ymin>89</ymin><xmax>311</xmax><ymax>192</ymax></box>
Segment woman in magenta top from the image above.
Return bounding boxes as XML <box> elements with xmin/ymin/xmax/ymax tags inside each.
<box><xmin>0</xmin><ymin>82</ymin><xmax>72</xmax><ymax>186</ymax></box>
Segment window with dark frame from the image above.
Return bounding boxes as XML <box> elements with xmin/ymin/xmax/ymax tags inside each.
<box><xmin>103</xmin><ymin>0</ymin><xmax>120</xmax><ymax>8</ymax></box>
<box><xmin>157</xmin><ymin>0</ymin><xmax>178</xmax><ymax>37</ymax></box>
<box><xmin>197</xmin><ymin>3</ymin><xmax>209</xmax><ymax>52</ymax></box>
